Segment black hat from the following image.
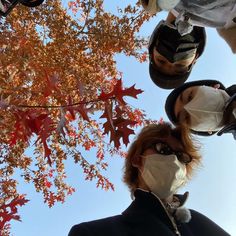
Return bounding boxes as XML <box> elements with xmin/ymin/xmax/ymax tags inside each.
<box><xmin>165</xmin><ymin>80</ymin><xmax>226</xmax><ymax>136</ymax></box>
<box><xmin>148</xmin><ymin>21</ymin><xmax>206</xmax><ymax>89</ymax></box>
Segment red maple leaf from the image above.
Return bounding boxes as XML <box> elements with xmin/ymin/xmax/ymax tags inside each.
<box><xmin>100</xmin><ymin>102</ymin><xmax>137</xmax><ymax>148</ymax></box>
<box><xmin>26</xmin><ymin>113</ymin><xmax>49</xmax><ymax>134</ymax></box>
<box><xmin>114</xmin><ymin>106</ymin><xmax>137</xmax><ymax>146</ymax></box>
<box><xmin>10</xmin><ymin>110</ymin><xmax>55</xmax><ymax>164</ymax></box>
<box><xmin>0</xmin><ymin>195</ymin><xmax>29</xmax><ymax>229</ymax></box>
<box><xmin>43</xmin><ymin>70</ymin><xmax>60</xmax><ymax>97</ymax></box>
<box><xmin>36</xmin><ymin>116</ymin><xmax>54</xmax><ymax>164</ymax></box>
<box><xmin>74</xmin><ymin>104</ymin><xmax>90</xmax><ymax>122</ymax></box>
<box><xmin>66</xmin><ymin>96</ymin><xmax>90</xmax><ymax>122</ymax></box>
<box><xmin>98</xmin><ymin>79</ymin><xmax>143</xmax><ymax>105</ymax></box>
<box><xmin>9</xmin><ymin>110</ymin><xmax>41</xmax><ymax>146</ymax></box>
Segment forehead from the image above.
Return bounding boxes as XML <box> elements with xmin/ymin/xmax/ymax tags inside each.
<box><xmin>161</xmin><ymin>135</ymin><xmax>184</xmax><ymax>151</ymax></box>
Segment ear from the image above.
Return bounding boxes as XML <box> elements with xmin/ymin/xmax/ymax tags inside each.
<box><xmin>131</xmin><ymin>155</ymin><xmax>143</xmax><ymax>168</ymax></box>
<box><xmin>192</xmin><ymin>55</ymin><xmax>198</xmax><ymax>65</ymax></box>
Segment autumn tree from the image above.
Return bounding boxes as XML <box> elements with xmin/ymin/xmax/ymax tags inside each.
<box><xmin>0</xmin><ymin>0</ymin><xmax>152</xmax><ymax>234</ymax></box>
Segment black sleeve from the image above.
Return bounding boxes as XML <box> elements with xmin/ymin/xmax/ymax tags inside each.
<box><xmin>226</xmin><ymin>85</ymin><xmax>236</xmax><ymax>96</ymax></box>
<box><xmin>68</xmin><ymin>223</ymin><xmax>91</xmax><ymax>236</ymax></box>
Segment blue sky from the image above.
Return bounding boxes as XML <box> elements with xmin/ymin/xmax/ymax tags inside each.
<box><xmin>11</xmin><ymin>1</ymin><xmax>236</xmax><ymax>236</ymax></box>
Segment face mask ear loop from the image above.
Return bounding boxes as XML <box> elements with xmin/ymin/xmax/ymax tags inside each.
<box><xmin>137</xmin><ymin>155</ymin><xmax>147</xmax><ymax>173</ymax></box>
<box><xmin>131</xmin><ymin>154</ymin><xmax>143</xmax><ymax>168</ymax></box>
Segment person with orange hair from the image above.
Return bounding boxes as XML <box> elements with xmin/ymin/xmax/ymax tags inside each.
<box><xmin>69</xmin><ymin>123</ymin><xmax>229</xmax><ymax>236</ymax></box>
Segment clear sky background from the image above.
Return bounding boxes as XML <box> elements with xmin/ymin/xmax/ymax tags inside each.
<box><xmin>11</xmin><ymin>1</ymin><xmax>236</xmax><ymax>236</ymax></box>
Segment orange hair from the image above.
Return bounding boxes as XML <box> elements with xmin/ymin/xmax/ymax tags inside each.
<box><xmin>123</xmin><ymin>122</ymin><xmax>201</xmax><ymax>194</ymax></box>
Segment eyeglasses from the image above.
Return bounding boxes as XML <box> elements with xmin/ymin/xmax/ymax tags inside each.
<box><xmin>152</xmin><ymin>142</ymin><xmax>192</xmax><ymax>164</ymax></box>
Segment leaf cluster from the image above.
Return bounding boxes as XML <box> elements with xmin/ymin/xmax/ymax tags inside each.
<box><xmin>0</xmin><ymin>0</ymin><xmax>153</xmax><ymax>233</ymax></box>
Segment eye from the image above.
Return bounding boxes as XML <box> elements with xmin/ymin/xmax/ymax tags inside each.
<box><xmin>182</xmin><ymin>89</ymin><xmax>194</xmax><ymax>104</ymax></box>
<box><xmin>177</xmin><ymin>152</ymin><xmax>193</xmax><ymax>164</ymax></box>
<box><xmin>187</xmin><ymin>91</ymin><xmax>193</xmax><ymax>102</ymax></box>
<box><xmin>155</xmin><ymin>143</ymin><xmax>163</xmax><ymax>153</ymax></box>
<box><xmin>156</xmin><ymin>58</ymin><xmax>166</xmax><ymax>64</ymax></box>
<box><xmin>155</xmin><ymin>143</ymin><xmax>172</xmax><ymax>155</ymax></box>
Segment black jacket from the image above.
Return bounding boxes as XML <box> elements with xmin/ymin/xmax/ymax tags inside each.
<box><xmin>68</xmin><ymin>189</ymin><xmax>230</xmax><ymax>236</ymax></box>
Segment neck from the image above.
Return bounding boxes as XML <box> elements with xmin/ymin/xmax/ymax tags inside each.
<box><xmin>137</xmin><ymin>187</ymin><xmax>174</xmax><ymax>204</ymax></box>
<box><xmin>162</xmin><ymin>195</ymin><xmax>174</xmax><ymax>204</ymax></box>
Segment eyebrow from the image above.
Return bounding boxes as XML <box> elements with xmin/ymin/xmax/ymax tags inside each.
<box><xmin>179</xmin><ymin>92</ymin><xmax>184</xmax><ymax>103</ymax></box>
<box><xmin>155</xmin><ymin>57</ymin><xmax>167</xmax><ymax>67</ymax></box>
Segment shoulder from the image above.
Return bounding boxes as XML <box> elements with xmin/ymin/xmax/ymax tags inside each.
<box><xmin>187</xmin><ymin>209</ymin><xmax>230</xmax><ymax>235</ymax></box>
<box><xmin>68</xmin><ymin>223</ymin><xmax>90</xmax><ymax>236</ymax></box>
<box><xmin>68</xmin><ymin>215</ymin><xmax>124</xmax><ymax>236</ymax></box>
<box><xmin>226</xmin><ymin>85</ymin><xmax>236</xmax><ymax>96</ymax></box>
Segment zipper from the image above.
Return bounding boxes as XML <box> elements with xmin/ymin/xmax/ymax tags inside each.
<box><xmin>137</xmin><ymin>189</ymin><xmax>182</xmax><ymax>236</ymax></box>
<box><xmin>158</xmin><ymin>197</ymin><xmax>181</xmax><ymax>236</ymax></box>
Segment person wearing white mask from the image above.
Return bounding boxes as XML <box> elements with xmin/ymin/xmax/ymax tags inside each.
<box><xmin>69</xmin><ymin>123</ymin><xmax>229</xmax><ymax>236</ymax></box>
<box><xmin>165</xmin><ymin>80</ymin><xmax>236</xmax><ymax>138</ymax></box>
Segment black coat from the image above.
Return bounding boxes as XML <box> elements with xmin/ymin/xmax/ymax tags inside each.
<box><xmin>68</xmin><ymin>189</ymin><xmax>230</xmax><ymax>236</ymax></box>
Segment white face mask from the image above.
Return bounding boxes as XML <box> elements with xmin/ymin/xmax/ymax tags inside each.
<box><xmin>184</xmin><ymin>86</ymin><xmax>230</xmax><ymax>132</ymax></box>
<box><xmin>141</xmin><ymin>153</ymin><xmax>187</xmax><ymax>199</ymax></box>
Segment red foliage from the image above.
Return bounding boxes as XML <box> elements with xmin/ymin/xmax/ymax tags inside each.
<box><xmin>10</xmin><ymin>110</ymin><xmax>55</xmax><ymax>164</ymax></box>
<box><xmin>0</xmin><ymin>195</ymin><xmax>29</xmax><ymax>232</ymax></box>
<box><xmin>98</xmin><ymin>79</ymin><xmax>143</xmax><ymax>105</ymax></box>
<box><xmin>0</xmin><ymin>1</ymin><xmax>153</xmax><ymax>234</ymax></box>
<box><xmin>66</xmin><ymin>96</ymin><xmax>90</xmax><ymax>122</ymax></box>
<box><xmin>100</xmin><ymin>102</ymin><xmax>137</xmax><ymax>148</ymax></box>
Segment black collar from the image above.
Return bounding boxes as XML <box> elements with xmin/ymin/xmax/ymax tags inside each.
<box><xmin>122</xmin><ymin>189</ymin><xmax>188</xmax><ymax>228</ymax></box>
